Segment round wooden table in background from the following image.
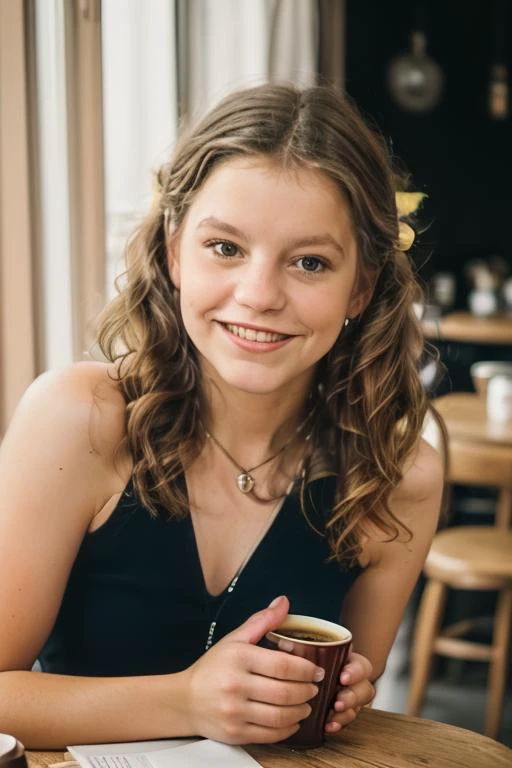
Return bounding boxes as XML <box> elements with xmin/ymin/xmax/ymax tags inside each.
<box><xmin>433</xmin><ymin>392</ymin><xmax>512</xmax><ymax>528</ymax></box>
<box><xmin>433</xmin><ymin>391</ymin><xmax>512</xmax><ymax>446</ymax></box>
<box><xmin>27</xmin><ymin>708</ymin><xmax>512</xmax><ymax>768</ymax></box>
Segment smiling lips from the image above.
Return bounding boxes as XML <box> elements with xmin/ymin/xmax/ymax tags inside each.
<box><xmin>225</xmin><ymin>323</ymin><xmax>290</xmax><ymax>343</ymax></box>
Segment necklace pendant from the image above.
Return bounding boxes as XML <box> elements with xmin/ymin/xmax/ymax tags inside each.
<box><xmin>237</xmin><ymin>472</ymin><xmax>255</xmax><ymax>494</ymax></box>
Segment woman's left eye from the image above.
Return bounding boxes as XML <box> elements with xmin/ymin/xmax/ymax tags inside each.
<box><xmin>295</xmin><ymin>256</ymin><xmax>325</xmax><ymax>274</ymax></box>
<box><xmin>208</xmin><ymin>240</ymin><xmax>240</xmax><ymax>258</ymax></box>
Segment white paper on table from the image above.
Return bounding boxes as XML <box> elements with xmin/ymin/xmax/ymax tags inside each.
<box><xmin>67</xmin><ymin>739</ymin><xmax>195</xmax><ymax>768</ymax></box>
<box><xmin>68</xmin><ymin>738</ymin><xmax>261</xmax><ymax>768</ymax></box>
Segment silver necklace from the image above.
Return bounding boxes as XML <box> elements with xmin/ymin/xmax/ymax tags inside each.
<box><xmin>205</xmin><ymin>410</ymin><xmax>314</xmax><ymax>498</ymax></box>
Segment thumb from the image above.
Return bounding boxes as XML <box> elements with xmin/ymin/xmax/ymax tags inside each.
<box><xmin>229</xmin><ymin>595</ymin><xmax>289</xmax><ymax>645</ymax></box>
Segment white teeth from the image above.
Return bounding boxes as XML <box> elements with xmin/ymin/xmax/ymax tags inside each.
<box><xmin>226</xmin><ymin>324</ymin><xmax>287</xmax><ymax>343</ymax></box>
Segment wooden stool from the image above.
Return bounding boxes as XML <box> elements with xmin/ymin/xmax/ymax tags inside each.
<box><xmin>408</xmin><ymin>394</ymin><xmax>512</xmax><ymax>740</ymax></box>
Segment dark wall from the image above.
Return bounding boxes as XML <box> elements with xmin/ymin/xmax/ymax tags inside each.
<box><xmin>345</xmin><ymin>0</ymin><xmax>511</xmax><ymax>294</ymax></box>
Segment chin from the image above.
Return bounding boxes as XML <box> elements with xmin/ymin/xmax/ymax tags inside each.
<box><xmin>223</xmin><ymin>375</ymin><xmax>286</xmax><ymax>396</ymax></box>
<box><xmin>208</xmin><ymin>362</ymin><xmax>290</xmax><ymax>396</ymax></box>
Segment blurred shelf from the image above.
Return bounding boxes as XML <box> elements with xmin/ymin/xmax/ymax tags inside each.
<box><xmin>423</xmin><ymin>311</ymin><xmax>512</xmax><ymax>345</ymax></box>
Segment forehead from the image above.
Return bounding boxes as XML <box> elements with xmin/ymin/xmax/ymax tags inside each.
<box><xmin>182</xmin><ymin>155</ymin><xmax>354</xmax><ymax>237</ymax></box>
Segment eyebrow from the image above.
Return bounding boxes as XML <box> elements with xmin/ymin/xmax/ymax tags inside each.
<box><xmin>197</xmin><ymin>217</ymin><xmax>247</xmax><ymax>240</ymax></box>
<box><xmin>196</xmin><ymin>217</ymin><xmax>345</xmax><ymax>257</ymax></box>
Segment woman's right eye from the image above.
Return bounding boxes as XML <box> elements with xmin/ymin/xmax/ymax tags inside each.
<box><xmin>207</xmin><ymin>240</ymin><xmax>240</xmax><ymax>258</ymax></box>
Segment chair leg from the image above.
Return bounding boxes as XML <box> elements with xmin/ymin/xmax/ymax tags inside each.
<box><xmin>485</xmin><ymin>587</ymin><xmax>512</xmax><ymax>740</ymax></box>
<box><xmin>407</xmin><ymin>579</ymin><xmax>447</xmax><ymax>717</ymax></box>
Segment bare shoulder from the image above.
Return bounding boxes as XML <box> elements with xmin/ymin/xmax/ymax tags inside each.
<box><xmin>15</xmin><ymin>360</ymin><xmax>127</xmax><ymax>456</ymax></box>
<box><xmin>2</xmin><ymin>361</ymin><xmax>129</xmax><ymax>508</ymax></box>
<box><xmin>393</xmin><ymin>437</ymin><xmax>444</xmax><ymax>506</ymax></box>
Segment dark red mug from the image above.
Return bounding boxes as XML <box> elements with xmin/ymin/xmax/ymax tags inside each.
<box><xmin>265</xmin><ymin>614</ymin><xmax>352</xmax><ymax>748</ymax></box>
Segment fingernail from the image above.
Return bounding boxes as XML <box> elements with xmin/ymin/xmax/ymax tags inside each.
<box><xmin>277</xmin><ymin>638</ymin><xmax>294</xmax><ymax>653</ymax></box>
<box><xmin>340</xmin><ymin>672</ymin><xmax>350</xmax><ymax>684</ymax></box>
<box><xmin>334</xmin><ymin>700</ymin><xmax>345</xmax><ymax>712</ymax></box>
<box><xmin>269</xmin><ymin>596</ymin><xmax>284</xmax><ymax>608</ymax></box>
<box><xmin>314</xmin><ymin>667</ymin><xmax>325</xmax><ymax>682</ymax></box>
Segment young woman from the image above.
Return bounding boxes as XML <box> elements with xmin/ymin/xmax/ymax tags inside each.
<box><xmin>0</xmin><ymin>84</ymin><xmax>443</xmax><ymax>748</ymax></box>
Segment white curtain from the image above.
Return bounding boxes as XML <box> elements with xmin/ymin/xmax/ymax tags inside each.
<box><xmin>102</xmin><ymin>0</ymin><xmax>179</xmax><ymax>297</ymax></box>
<box><xmin>180</xmin><ymin>0</ymin><xmax>318</xmax><ymax>120</ymax></box>
<box><xmin>34</xmin><ymin>0</ymin><xmax>75</xmax><ymax>370</ymax></box>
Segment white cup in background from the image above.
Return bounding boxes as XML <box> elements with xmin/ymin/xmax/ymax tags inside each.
<box><xmin>468</xmin><ymin>288</ymin><xmax>498</xmax><ymax>317</ymax></box>
<box><xmin>487</xmin><ymin>375</ymin><xmax>512</xmax><ymax>422</ymax></box>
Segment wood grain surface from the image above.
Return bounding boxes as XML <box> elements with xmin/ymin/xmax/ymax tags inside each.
<box><xmin>27</xmin><ymin>708</ymin><xmax>512</xmax><ymax>768</ymax></box>
<box><xmin>434</xmin><ymin>393</ymin><xmax>512</xmax><ymax>447</ymax></box>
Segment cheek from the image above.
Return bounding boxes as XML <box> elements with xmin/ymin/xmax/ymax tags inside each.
<box><xmin>179</xmin><ymin>268</ymin><xmax>208</xmax><ymax>305</ymax></box>
<box><xmin>178</xmin><ymin>271</ymin><xmax>219</xmax><ymax>331</ymax></box>
<box><xmin>302</xmin><ymin>286</ymin><xmax>350</xmax><ymax>331</ymax></box>
<box><xmin>181</xmin><ymin>262</ymin><xmax>233</xmax><ymax>310</ymax></box>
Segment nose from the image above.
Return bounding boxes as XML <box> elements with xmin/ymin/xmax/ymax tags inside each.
<box><xmin>233</xmin><ymin>257</ymin><xmax>286</xmax><ymax>312</ymax></box>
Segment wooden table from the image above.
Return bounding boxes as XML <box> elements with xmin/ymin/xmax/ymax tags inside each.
<box><xmin>423</xmin><ymin>311</ymin><xmax>512</xmax><ymax>345</ymax></box>
<box><xmin>434</xmin><ymin>392</ymin><xmax>512</xmax><ymax>447</ymax></box>
<box><xmin>432</xmin><ymin>393</ymin><xmax>512</xmax><ymax>528</ymax></box>
<box><xmin>27</xmin><ymin>708</ymin><xmax>512</xmax><ymax>768</ymax></box>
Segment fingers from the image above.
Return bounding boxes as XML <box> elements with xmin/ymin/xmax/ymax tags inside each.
<box><xmin>334</xmin><ymin>680</ymin><xmax>375</xmax><ymax>712</ymax></box>
<box><xmin>325</xmin><ymin>704</ymin><xmax>361</xmax><ymax>731</ymax></box>
<box><xmin>248</xmin><ymin>674</ymin><xmax>319</xmax><ymax>707</ymax></box>
<box><xmin>246</xmin><ymin>700</ymin><xmax>312</xmax><ymax>730</ymax></box>
<box><xmin>339</xmin><ymin>651</ymin><xmax>373</xmax><ymax>686</ymax></box>
<box><xmin>325</xmin><ymin>710</ymin><xmax>357</xmax><ymax>732</ymax></box>
<box><xmin>229</xmin><ymin>595</ymin><xmax>290</xmax><ymax>645</ymax></box>
<box><xmin>333</xmin><ymin>679</ymin><xmax>375</xmax><ymax>713</ymax></box>
<box><xmin>225</xmin><ymin>721</ymin><xmax>300</xmax><ymax>745</ymax></box>
<box><xmin>247</xmin><ymin>645</ymin><xmax>325</xmax><ymax>683</ymax></box>
<box><xmin>324</xmin><ymin>678</ymin><xmax>375</xmax><ymax>731</ymax></box>
<box><xmin>324</xmin><ymin>651</ymin><xmax>375</xmax><ymax>736</ymax></box>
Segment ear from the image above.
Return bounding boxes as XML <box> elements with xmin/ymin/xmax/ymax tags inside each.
<box><xmin>347</xmin><ymin>269</ymin><xmax>376</xmax><ymax>319</ymax></box>
<box><xmin>167</xmin><ymin>232</ymin><xmax>181</xmax><ymax>288</ymax></box>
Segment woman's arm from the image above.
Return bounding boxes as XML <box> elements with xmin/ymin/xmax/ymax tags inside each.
<box><xmin>0</xmin><ymin>669</ymin><xmax>193</xmax><ymax>748</ymax></box>
<box><xmin>325</xmin><ymin>438</ymin><xmax>444</xmax><ymax>732</ymax></box>
<box><xmin>342</xmin><ymin>438</ymin><xmax>443</xmax><ymax>678</ymax></box>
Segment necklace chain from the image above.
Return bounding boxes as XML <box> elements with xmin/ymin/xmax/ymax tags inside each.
<box><xmin>205</xmin><ymin>430</ymin><xmax>292</xmax><ymax>495</ymax></box>
<box><xmin>205</xmin><ymin>410</ymin><xmax>313</xmax><ymax>499</ymax></box>
<box><xmin>204</xmin><ymin>491</ymin><xmax>289</xmax><ymax>650</ymax></box>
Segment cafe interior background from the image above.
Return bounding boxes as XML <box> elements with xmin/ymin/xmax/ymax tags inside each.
<box><xmin>0</xmin><ymin>0</ymin><xmax>511</xmax><ymax>745</ymax></box>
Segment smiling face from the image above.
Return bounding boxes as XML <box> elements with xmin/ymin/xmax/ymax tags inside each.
<box><xmin>168</xmin><ymin>156</ymin><xmax>369</xmax><ymax>402</ymax></box>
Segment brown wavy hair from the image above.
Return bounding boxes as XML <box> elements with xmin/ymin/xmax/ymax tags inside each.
<box><xmin>97</xmin><ymin>83</ymin><xmax>429</xmax><ymax>564</ymax></box>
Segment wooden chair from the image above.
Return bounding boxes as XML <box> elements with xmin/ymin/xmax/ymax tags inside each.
<box><xmin>408</xmin><ymin>395</ymin><xmax>512</xmax><ymax>740</ymax></box>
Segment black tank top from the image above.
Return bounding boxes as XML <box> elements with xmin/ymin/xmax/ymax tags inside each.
<box><xmin>38</xmin><ymin>476</ymin><xmax>362</xmax><ymax>676</ymax></box>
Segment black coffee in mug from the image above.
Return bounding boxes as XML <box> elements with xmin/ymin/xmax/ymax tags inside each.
<box><xmin>276</xmin><ymin>627</ymin><xmax>341</xmax><ymax>643</ymax></box>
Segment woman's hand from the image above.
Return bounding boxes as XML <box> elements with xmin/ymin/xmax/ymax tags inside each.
<box><xmin>324</xmin><ymin>651</ymin><xmax>375</xmax><ymax>734</ymax></box>
<box><xmin>182</xmin><ymin>596</ymin><xmax>323</xmax><ymax>744</ymax></box>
